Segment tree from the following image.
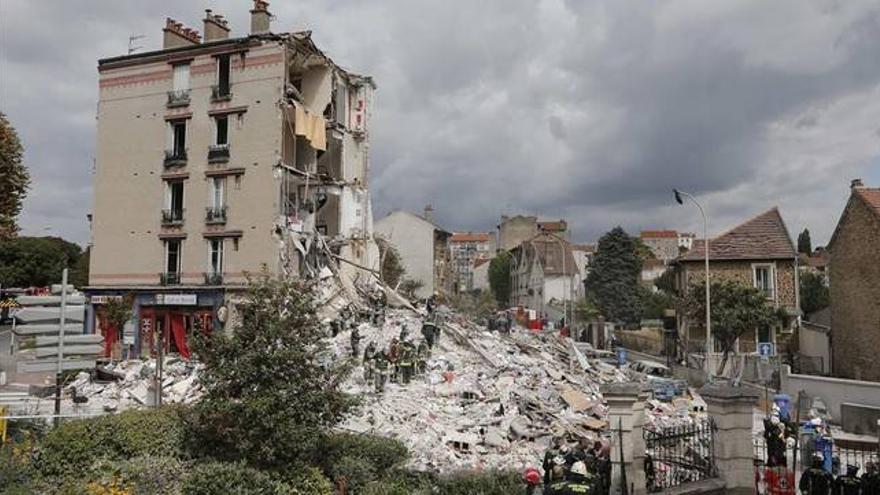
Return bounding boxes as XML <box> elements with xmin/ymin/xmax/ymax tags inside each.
<box><xmin>653</xmin><ymin>267</ymin><xmax>677</xmax><ymax>295</ymax></box>
<box><xmin>0</xmin><ymin>236</ymin><xmax>83</xmax><ymax>287</ymax></box>
<box><xmin>188</xmin><ymin>274</ymin><xmax>357</xmax><ymax>470</ymax></box>
<box><xmin>584</xmin><ymin>227</ymin><xmax>644</xmax><ymax>326</ymax></box>
<box><xmin>70</xmin><ymin>246</ymin><xmax>90</xmax><ymax>288</ymax></box>
<box><xmin>488</xmin><ymin>252</ymin><xmax>512</xmax><ymax>307</ymax></box>
<box><xmin>797</xmin><ymin>228</ymin><xmax>812</xmax><ymax>254</ymax></box>
<box><xmin>375</xmin><ymin>238</ymin><xmax>405</xmax><ymax>288</ymax></box>
<box><xmin>799</xmin><ymin>271</ymin><xmax>829</xmax><ymax>316</ymax></box>
<box><xmin>683</xmin><ymin>280</ymin><xmax>782</xmax><ymax>376</ymax></box>
<box><xmin>642</xmin><ymin>288</ymin><xmax>674</xmax><ymax>320</ymax></box>
<box><xmin>0</xmin><ymin>113</ymin><xmax>30</xmax><ymax>240</ymax></box>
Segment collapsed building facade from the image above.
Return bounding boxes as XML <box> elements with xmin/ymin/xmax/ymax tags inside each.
<box><xmin>85</xmin><ymin>2</ymin><xmax>377</xmax><ymax>356</ymax></box>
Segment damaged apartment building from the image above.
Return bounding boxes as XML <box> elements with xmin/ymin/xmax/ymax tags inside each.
<box><xmin>85</xmin><ymin>2</ymin><xmax>377</xmax><ymax>357</ymax></box>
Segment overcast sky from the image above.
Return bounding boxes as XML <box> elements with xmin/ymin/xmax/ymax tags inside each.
<box><xmin>3</xmin><ymin>0</ymin><xmax>880</xmax><ymax>247</ymax></box>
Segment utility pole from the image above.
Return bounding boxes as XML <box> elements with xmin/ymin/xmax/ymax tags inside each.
<box><xmin>54</xmin><ymin>268</ymin><xmax>68</xmax><ymax>426</ymax></box>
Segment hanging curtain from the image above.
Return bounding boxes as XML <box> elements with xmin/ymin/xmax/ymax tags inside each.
<box><xmin>170</xmin><ymin>314</ymin><xmax>191</xmax><ymax>359</ymax></box>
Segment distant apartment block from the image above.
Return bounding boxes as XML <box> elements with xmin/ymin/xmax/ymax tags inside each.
<box><xmin>86</xmin><ymin>2</ymin><xmax>376</xmax><ymax>357</ymax></box>
<box><xmin>449</xmin><ymin>232</ymin><xmax>495</xmax><ymax>292</ymax></box>
<box><xmin>497</xmin><ymin>215</ymin><xmax>569</xmax><ymax>251</ymax></box>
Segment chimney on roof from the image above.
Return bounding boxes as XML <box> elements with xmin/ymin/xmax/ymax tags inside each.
<box><xmin>424</xmin><ymin>204</ymin><xmax>435</xmax><ymax>223</ymax></box>
<box><xmin>250</xmin><ymin>0</ymin><xmax>272</xmax><ymax>35</ymax></box>
<box><xmin>851</xmin><ymin>178</ymin><xmax>864</xmax><ymax>189</ymax></box>
<box><xmin>203</xmin><ymin>9</ymin><xmax>230</xmax><ymax>42</ymax></box>
<box><xmin>163</xmin><ymin>18</ymin><xmax>201</xmax><ymax>49</ymax></box>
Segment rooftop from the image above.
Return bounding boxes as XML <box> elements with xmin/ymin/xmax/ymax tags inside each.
<box><xmin>516</xmin><ymin>232</ymin><xmax>580</xmax><ymax>276</ymax></box>
<box><xmin>641</xmin><ymin>230</ymin><xmax>678</xmax><ymax>239</ymax></box>
<box><xmin>679</xmin><ymin>207</ymin><xmax>796</xmax><ymax>261</ymax></box>
<box><xmin>451</xmin><ymin>232</ymin><xmax>492</xmax><ymax>243</ymax></box>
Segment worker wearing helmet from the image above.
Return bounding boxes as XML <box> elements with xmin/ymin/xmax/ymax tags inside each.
<box><xmin>556</xmin><ymin>461</ymin><xmax>596</xmax><ymax>494</ymax></box>
<box><xmin>544</xmin><ymin>456</ymin><xmax>570</xmax><ymax>495</ymax></box>
<box><xmin>800</xmin><ymin>453</ymin><xmax>833</xmax><ymax>495</ymax></box>
<box><xmin>861</xmin><ymin>461</ymin><xmax>880</xmax><ymax>493</ymax></box>
<box><xmin>833</xmin><ymin>464</ymin><xmax>862</xmax><ymax>495</ymax></box>
<box><xmin>522</xmin><ymin>467</ymin><xmax>542</xmax><ymax>495</ymax></box>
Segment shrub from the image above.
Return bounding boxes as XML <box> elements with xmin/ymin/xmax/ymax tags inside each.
<box><xmin>91</xmin><ymin>455</ymin><xmax>187</xmax><ymax>495</ymax></box>
<box><xmin>328</xmin><ymin>455</ymin><xmax>376</xmax><ymax>493</ymax></box>
<box><xmin>181</xmin><ymin>461</ymin><xmax>290</xmax><ymax>495</ymax></box>
<box><xmin>34</xmin><ymin>407</ymin><xmax>187</xmax><ymax>478</ymax></box>
<box><xmin>432</xmin><ymin>470</ymin><xmax>522</xmax><ymax>495</ymax></box>
<box><xmin>284</xmin><ymin>466</ymin><xmax>333</xmax><ymax>495</ymax></box>
<box><xmin>319</xmin><ymin>433</ymin><xmax>408</xmax><ymax>476</ymax></box>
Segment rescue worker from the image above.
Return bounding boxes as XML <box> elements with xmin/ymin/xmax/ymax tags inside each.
<box><xmin>543</xmin><ymin>438</ymin><xmax>564</xmax><ymax>486</ymax></box>
<box><xmin>522</xmin><ymin>466</ymin><xmax>542</xmax><ymax>495</ymax></box>
<box><xmin>363</xmin><ymin>342</ymin><xmax>376</xmax><ymax>382</ymax></box>
<box><xmin>350</xmin><ymin>327</ymin><xmax>361</xmax><ymax>357</ymax></box>
<box><xmin>833</xmin><ymin>465</ymin><xmax>861</xmax><ymax>495</ymax></box>
<box><xmin>399</xmin><ymin>340</ymin><xmax>415</xmax><ymax>384</ymax></box>
<box><xmin>388</xmin><ymin>338</ymin><xmax>401</xmax><ymax>382</ymax></box>
<box><xmin>544</xmin><ymin>456</ymin><xmax>569</xmax><ymax>494</ymax></box>
<box><xmin>422</xmin><ymin>320</ymin><xmax>436</xmax><ymax>349</ymax></box>
<box><xmin>399</xmin><ymin>325</ymin><xmax>409</xmax><ymax>343</ymax></box>
<box><xmin>861</xmin><ymin>461</ymin><xmax>879</xmax><ymax>494</ymax></box>
<box><xmin>363</xmin><ymin>341</ymin><xmax>376</xmax><ymax>363</ymax></box>
<box><xmin>765</xmin><ymin>414</ymin><xmax>788</xmax><ymax>467</ymax></box>
<box><xmin>556</xmin><ymin>461</ymin><xmax>595</xmax><ymax>494</ymax></box>
<box><xmin>373</xmin><ymin>352</ymin><xmax>390</xmax><ymax>393</ymax></box>
<box><xmin>416</xmin><ymin>341</ymin><xmax>429</xmax><ymax>374</ymax></box>
<box><xmin>800</xmin><ymin>453</ymin><xmax>834</xmax><ymax>495</ymax></box>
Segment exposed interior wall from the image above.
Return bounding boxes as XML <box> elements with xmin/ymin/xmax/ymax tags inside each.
<box><xmin>301</xmin><ymin>65</ymin><xmax>332</xmax><ymax>114</ymax></box>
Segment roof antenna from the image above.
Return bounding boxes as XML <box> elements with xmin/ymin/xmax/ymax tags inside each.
<box><xmin>128</xmin><ymin>34</ymin><xmax>145</xmax><ymax>54</ymax></box>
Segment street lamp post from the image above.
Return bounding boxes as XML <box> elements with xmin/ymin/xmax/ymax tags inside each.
<box><xmin>674</xmin><ymin>189</ymin><xmax>712</xmax><ymax>381</ymax></box>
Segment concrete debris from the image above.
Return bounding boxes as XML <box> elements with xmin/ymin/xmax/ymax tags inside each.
<box><xmin>334</xmin><ymin>309</ymin><xmax>636</xmax><ymax>472</ymax></box>
<box><xmin>66</xmin><ymin>357</ymin><xmax>202</xmax><ymax>409</ymax></box>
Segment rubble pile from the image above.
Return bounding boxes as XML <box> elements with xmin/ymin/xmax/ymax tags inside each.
<box><xmin>67</xmin><ymin>357</ymin><xmax>202</xmax><ymax>411</ymax></box>
<box><xmin>333</xmin><ymin>309</ymin><xmax>632</xmax><ymax>472</ymax></box>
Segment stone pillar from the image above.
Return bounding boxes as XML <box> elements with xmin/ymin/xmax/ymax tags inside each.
<box><xmin>700</xmin><ymin>382</ymin><xmax>759</xmax><ymax>494</ymax></box>
<box><xmin>602</xmin><ymin>382</ymin><xmax>647</xmax><ymax>495</ymax></box>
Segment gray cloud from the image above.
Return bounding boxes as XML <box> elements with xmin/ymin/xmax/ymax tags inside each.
<box><xmin>2</xmin><ymin>0</ymin><xmax>880</xmax><ymax>246</ymax></box>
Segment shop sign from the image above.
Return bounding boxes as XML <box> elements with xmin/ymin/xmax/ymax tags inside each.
<box><xmin>155</xmin><ymin>294</ymin><xmax>197</xmax><ymax>306</ymax></box>
<box><xmin>123</xmin><ymin>321</ymin><xmax>136</xmax><ymax>345</ymax></box>
<box><xmin>90</xmin><ymin>295</ymin><xmax>123</xmax><ymax>304</ymax></box>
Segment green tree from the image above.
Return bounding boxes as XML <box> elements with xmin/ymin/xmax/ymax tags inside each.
<box><xmin>188</xmin><ymin>274</ymin><xmax>357</xmax><ymax>471</ymax></box>
<box><xmin>642</xmin><ymin>288</ymin><xmax>674</xmax><ymax>320</ymax></box>
<box><xmin>0</xmin><ymin>236</ymin><xmax>82</xmax><ymax>287</ymax></box>
<box><xmin>376</xmin><ymin>238</ymin><xmax>405</xmax><ymax>288</ymax></box>
<box><xmin>70</xmin><ymin>246</ymin><xmax>90</xmax><ymax>288</ymax></box>
<box><xmin>653</xmin><ymin>267</ymin><xmax>677</xmax><ymax>295</ymax></box>
<box><xmin>488</xmin><ymin>252</ymin><xmax>512</xmax><ymax>307</ymax></box>
<box><xmin>0</xmin><ymin>113</ymin><xmax>30</xmax><ymax>240</ymax></box>
<box><xmin>799</xmin><ymin>271</ymin><xmax>829</xmax><ymax>316</ymax></box>
<box><xmin>683</xmin><ymin>280</ymin><xmax>782</xmax><ymax>376</ymax></box>
<box><xmin>797</xmin><ymin>228</ymin><xmax>812</xmax><ymax>254</ymax></box>
<box><xmin>584</xmin><ymin>227</ymin><xmax>644</xmax><ymax>326</ymax></box>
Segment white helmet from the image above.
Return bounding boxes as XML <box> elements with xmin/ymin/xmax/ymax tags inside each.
<box><xmin>571</xmin><ymin>461</ymin><xmax>588</xmax><ymax>477</ymax></box>
<box><xmin>811</xmin><ymin>418</ymin><xmax>823</xmax><ymax>427</ymax></box>
<box><xmin>553</xmin><ymin>455</ymin><xmax>566</xmax><ymax>466</ymax></box>
<box><xmin>770</xmin><ymin>416</ymin><xmax>781</xmax><ymax>426</ymax></box>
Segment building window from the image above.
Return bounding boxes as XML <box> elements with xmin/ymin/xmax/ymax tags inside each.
<box><xmin>169</xmin><ymin>120</ymin><xmax>186</xmax><ymax>157</ymax></box>
<box><xmin>209</xmin><ymin>239</ymin><xmax>224</xmax><ymax>275</ymax></box>
<box><xmin>214</xmin><ymin>54</ymin><xmax>231</xmax><ymax>99</ymax></box>
<box><xmin>211</xmin><ymin>177</ymin><xmax>225</xmax><ymax>209</ymax></box>
<box><xmin>166</xmin><ymin>180</ymin><xmax>184</xmax><ymax>212</ymax></box>
<box><xmin>215</xmin><ymin>116</ymin><xmax>228</xmax><ymax>146</ymax></box>
<box><xmin>172</xmin><ymin>63</ymin><xmax>190</xmax><ymax>91</ymax></box>
<box><xmin>165</xmin><ymin>240</ymin><xmax>182</xmax><ymax>274</ymax></box>
<box><xmin>753</xmin><ymin>264</ymin><xmax>775</xmax><ymax>298</ymax></box>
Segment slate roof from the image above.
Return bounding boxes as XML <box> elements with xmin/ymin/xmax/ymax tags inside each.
<box><xmin>679</xmin><ymin>207</ymin><xmax>796</xmax><ymax>261</ymax></box>
<box><xmin>516</xmin><ymin>232</ymin><xmax>580</xmax><ymax>276</ymax></box>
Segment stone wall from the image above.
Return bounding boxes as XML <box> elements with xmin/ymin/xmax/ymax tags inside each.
<box><xmin>829</xmin><ymin>194</ymin><xmax>880</xmax><ymax>382</ymax></box>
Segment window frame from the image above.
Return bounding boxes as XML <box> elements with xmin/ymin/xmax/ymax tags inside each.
<box><xmin>165</xmin><ymin>240</ymin><xmax>182</xmax><ymax>274</ymax></box>
<box><xmin>169</xmin><ymin>120</ymin><xmax>187</xmax><ymax>156</ymax></box>
<box><xmin>751</xmin><ymin>263</ymin><xmax>776</xmax><ymax>302</ymax></box>
<box><xmin>210</xmin><ymin>177</ymin><xmax>226</xmax><ymax>209</ymax></box>
<box><xmin>165</xmin><ymin>180</ymin><xmax>185</xmax><ymax>212</ymax></box>
<box><xmin>216</xmin><ymin>54</ymin><xmax>231</xmax><ymax>94</ymax></box>
<box><xmin>214</xmin><ymin>115</ymin><xmax>229</xmax><ymax>146</ymax></box>
<box><xmin>172</xmin><ymin>63</ymin><xmax>191</xmax><ymax>91</ymax></box>
<box><xmin>208</xmin><ymin>238</ymin><xmax>224</xmax><ymax>275</ymax></box>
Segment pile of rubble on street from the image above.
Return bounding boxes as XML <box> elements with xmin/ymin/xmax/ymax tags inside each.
<box><xmin>67</xmin><ymin>357</ymin><xmax>202</xmax><ymax>411</ymax></box>
<box><xmin>332</xmin><ymin>308</ymin><xmax>634</xmax><ymax>472</ymax></box>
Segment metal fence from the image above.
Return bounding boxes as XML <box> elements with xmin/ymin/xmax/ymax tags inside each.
<box><xmin>753</xmin><ymin>436</ymin><xmax>879</xmax><ymax>474</ymax></box>
<box><xmin>643</xmin><ymin>417</ymin><xmax>718</xmax><ymax>491</ymax></box>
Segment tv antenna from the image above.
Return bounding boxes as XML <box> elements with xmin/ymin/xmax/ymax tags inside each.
<box><xmin>128</xmin><ymin>35</ymin><xmax>145</xmax><ymax>54</ymax></box>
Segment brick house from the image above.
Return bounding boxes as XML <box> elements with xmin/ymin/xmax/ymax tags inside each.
<box><xmin>675</xmin><ymin>208</ymin><xmax>800</xmax><ymax>356</ymax></box>
<box><xmin>826</xmin><ymin>180</ymin><xmax>880</xmax><ymax>382</ymax></box>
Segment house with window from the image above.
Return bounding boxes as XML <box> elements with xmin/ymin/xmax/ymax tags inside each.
<box><xmin>510</xmin><ymin>232</ymin><xmax>580</xmax><ymax>313</ymax></box>
<box><xmin>449</xmin><ymin>232</ymin><xmax>495</xmax><ymax>292</ymax></box>
<box><xmin>85</xmin><ymin>2</ymin><xmax>376</xmax><ymax>358</ymax></box>
<box><xmin>826</xmin><ymin>179</ymin><xmax>880</xmax><ymax>382</ymax></box>
<box><xmin>674</xmin><ymin>207</ymin><xmax>800</xmax><ymax>361</ymax></box>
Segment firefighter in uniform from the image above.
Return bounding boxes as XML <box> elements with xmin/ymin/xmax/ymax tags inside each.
<box><xmin>373</xmin><ymin>352</ymin><xmax>389</xmax><ymax>393</ymax></box>
<box><xmin>399</xmin><ymin>340</ymin><xmax>415</xmax><ymax>384</ymax></box>
<box><xmin>800</xmin><ymin>454</ymin><xmax>834</xmax><ymax>495</ymax></box>
<box><xmin>833</xmin><ymin>465</ymin><xmax>861</xmax><ymax>495</ymax></box>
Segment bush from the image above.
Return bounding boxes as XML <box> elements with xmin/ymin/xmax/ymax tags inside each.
<box><xmin>91</xmin><ymin>455</ymin><xmax>187</xmax><ymax>495</ymax></box>
<box><xmin>284</xmin><ymin>466</ymin><xmax>333</xmax><ymax>495</ymax></box>
<box><xmin>182</xmin><ymin>462</ymin><xmax>290</xmax><ymax>495</ymax></box>
<box><xmin>35</xmin><ymin>406</ymin><xmax>187</xmax><ymax>478</ymax></box>
<box><xmin>329</xmin><ymin>455</ymin><xmax>376</xmax><ymax>493</ymax></box>
<box><xmin>319</xmin><ymin>433</ymin><xmax>408</xmax><ymax>477</ymax></box>
<box><xmin>432</xmin><ymin>470</ymin><xmax>522</xmax><ymax>495</ymax></box>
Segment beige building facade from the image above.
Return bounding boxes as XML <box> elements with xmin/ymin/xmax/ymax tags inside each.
<box><xmin>85</xmin><ymin>3</ymin><xmax>376</xmax><ymax>358</ymax></box>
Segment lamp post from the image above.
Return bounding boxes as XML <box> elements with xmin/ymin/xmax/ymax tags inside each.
<box><xmin>674</xmin><ymin>189</ymin><xmax>712</xmax><ymax>381</ymax></box>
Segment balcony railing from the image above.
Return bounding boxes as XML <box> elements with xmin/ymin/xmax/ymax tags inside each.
<box><xmin>164</xmin><ymin>149</ymin><xmax>187</xmax><ymax>167</ymax></box>
<box><xmin>205</xmin><ymin>206</ymin><xmax>227</xmax><ymax>224</ymax></box>
<box><xmin>160</xmin><ymin>272</ymin><xmax>181</xmax><ymax>285</ymax></box>
<box><xmin>208</xmin><ymin>144</ymin><xmax>230</xmax><ymax>163</ymax></box>
<box><xmin>161</xmin><ymin>209</ymin><xmax>185</xmax><ymax>226</ymax></box>
<box><xmin>211</xmin><ymin>85</ymin><xmax>232</xmax><ymax>102</ymax></box>
<box><xmin>166</xmin><ymin>89</ymin><xmax>191</xmax><ymax>108</ymax></box>
<box><xmin>204</xmin><ymin>272</ymin><xmax>224</xmax><ymax>285</ymax></box>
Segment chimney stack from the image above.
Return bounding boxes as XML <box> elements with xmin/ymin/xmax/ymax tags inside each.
<box><xmin>851</xmin><ymin>178</ymin><xmax>864</xmax><ymax>189</ymax></box>
<box><xmin>163</xmin><ymin>18</ymin><xmax>201</xmax><ymax>49</ymax></box>
<box><xmin>250</xmin><ymin>0</ymin><xmax>272</xmax><ymax>35</ymax></box>
<box><xmin>424</xmin><ymin>204</ymin><xmax>435</xmax><ymax>223</ymax></box>
<box><xmin>203</xmin><ymin>9</ymin><xmax>230</xmax><ymax>42</ymax></box>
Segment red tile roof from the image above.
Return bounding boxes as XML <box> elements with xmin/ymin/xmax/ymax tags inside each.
<box><xmin>641</xmin><ymin>230</ymin><xmax>678</xmax><ymax>239</ymax></box>
<box><xmin>451</xmin><ymin>232</ymin><xmax>492</xmax><ymax>242</ymax></box>
<box><xmin>679</xmin><ymin>207</ymin><xmax>796</xmax><ymax>261</ymax></box>
<box><xmin>538</xmin><ymin>221</ymin><xmax>567</xmax><ymax>232</ymax></box>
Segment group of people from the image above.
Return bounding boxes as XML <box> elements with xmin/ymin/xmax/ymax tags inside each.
<box><xmin>530</xmin><ymin>437</ymin><xmax>611</xmax><ymax>494</ymax></box>
<box><xmin>799</xmin><ymin>455</ymin><xmax>879</xmax><ymax>494</ymax></box>
<box><xmin>355</xmin><ymin>317</ymin><xmax>443</xmax><ymax>393</ymax></box>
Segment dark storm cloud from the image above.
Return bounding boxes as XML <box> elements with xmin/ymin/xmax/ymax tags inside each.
<box><xmin>3</xmin><ymin>0</ymin><xmax>879</xmax><ymax>245</ymax></box>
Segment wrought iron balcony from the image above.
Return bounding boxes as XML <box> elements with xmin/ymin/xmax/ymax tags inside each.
<box><xmin>205</xmin><ymin>206</ymin><xmax>227</xmax><ymax>224</ymax></box>
<box><xmin>166</xmin><ymin>89</ymin><xmax>191</xmax><ymax>108</ymax></box>
<box><xmin>164</xmin><ymin>149</ymin><xmax>187</xmax><ymax>167</ymax></box>
<box><xmin>160</xmin><ymin>272</ymin><xmax>181</xmax><ymax>285</ymax></box>
<box><xmin>207</xmin><ymin>144</ymin><xmax>230</xmax><ymax>163</ymax></box>
<box><xmin>161</xmin><ymin>209</ymin><xmax>185</xmax><ymax>226</ymax></box>
<box><xmin>211</xmin><ymin>85</ymin><xmax>232</xmax><ymax>102</ymax></box>
<box><xmin>204</xmin><ymin>272</ymin><xmax>224</xmax><ymax>285</ymax></box>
